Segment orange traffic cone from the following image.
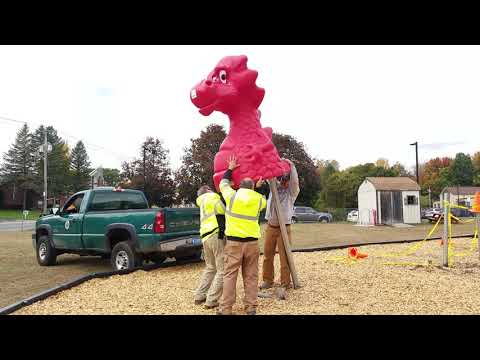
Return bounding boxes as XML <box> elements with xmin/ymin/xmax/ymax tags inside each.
<box><xmin>348</xmin><ymin>247</ymin><xmax>368</xmax><ymax>259</ymax></box>
<box><xmin>472</xmin><ymin>192</ymin><xmax>480</xmax><ymax>213</ymax></box>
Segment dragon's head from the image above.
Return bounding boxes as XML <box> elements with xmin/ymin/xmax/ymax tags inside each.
<box><xmin>190</xmin><ymin>55</ymin><xmax>265</xmax><ymax>116</ymax></box>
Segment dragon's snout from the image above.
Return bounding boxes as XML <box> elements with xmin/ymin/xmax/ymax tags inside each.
<box><xmin>190</xmin><ymin>80</ymin><xmax>217</xmax><ymax>116</ymax></box>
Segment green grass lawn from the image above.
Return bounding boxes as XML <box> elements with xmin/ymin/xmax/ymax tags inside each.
<box><xmin>0</xmin><ymin>209</ymin><xmax>42</xmax><ymax>221</ymax></box>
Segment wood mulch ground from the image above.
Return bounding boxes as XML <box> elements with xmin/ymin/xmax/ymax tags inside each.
<box><xmin>14</xmin><ymin>236</ymin><xmax>480</xmax><ymax>315</ymax></box>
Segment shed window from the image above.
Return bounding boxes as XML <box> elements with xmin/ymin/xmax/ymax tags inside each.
<box><xmin>405</xmin><ymin>195</ymin><xmax>418</xmax><ymax>205</ymax></box>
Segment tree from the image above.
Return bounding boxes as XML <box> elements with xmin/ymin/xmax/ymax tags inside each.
<box><xmin>375</xmin><ymin>158</ymin><xmax>389</xmax><ymax>169</ymax></box>
<box><xmin>0</xmin><ymin>124</ymin><xmax>36</xmax><ymax>210</ymax></box>
<box><xmin>121</xmin><ymin>137</ymin><xmax>176</xmax><ymax>207</ymax></box>
<box><xmin>174</xmin><ymin>125</ymin><xmax>226</xmax><ymax>205</ymax></box>
<box><xmin>103</xmin><ymin>168</ymin><xmax>121</xmax><ymax>187</ymax></box>
<box><xmin>70</xmin><ymin>141</ymin><xmax>91</xmax><ymax>192</ymax></box>
<box><xmin>450</xmin><ymin>153</ymin><xmax>474</xmax><ymax>186</ymax></box>
<box><xmin>271</xmin><ymin>132</ymin><xmax>321</xmax><ymax>206</ymax></box>
<box><xmin>472</xmin><ymin>152</ymin><xmax>480</xmax><ymax>186</ymax></box>
<box><xmin>419</xmin><ymin>157</ymin><xmax>452</xmax><ymax>198</ymax></box>
<box><xmin>31</xmin><ymin>126</ymin><xmax>71</xmax><ymax>199</ymax></box>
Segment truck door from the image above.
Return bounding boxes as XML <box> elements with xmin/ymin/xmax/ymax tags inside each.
<box><xmin>52</xmin><ymin>193</ymin><xmax>85</xmax><ymax>249</ymax></box>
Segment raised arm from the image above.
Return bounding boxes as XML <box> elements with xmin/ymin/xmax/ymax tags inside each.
<box><xmin>219</xmin><ymin>155</ymin><xmax>239</xmax><ymax>201</ymax></box>
<box><xmin>285</xmin><ymin>159</ymin><xmax>300</xmax><ymax>199</ymax></box>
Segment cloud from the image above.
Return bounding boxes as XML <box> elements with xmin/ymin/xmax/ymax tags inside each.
<box><xmin>96</xmin><ymin>87</ymin><xmax>114</xmax><ymax>97</ymax></box>
<box><xmin>419</xmin><ymin>142</ymin><xmax>467</xmax><ymax>150</ymax></box>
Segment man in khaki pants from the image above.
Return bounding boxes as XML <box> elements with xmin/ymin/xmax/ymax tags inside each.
<box><xmin>194</xmin><ymin>185</ymin><xmax>226</xmax><ymax>309</ymax></box>
<box><xmin>217</xmin><ymin>156</ymin><xmax>266</xmax><ymax>315</ymax></box>
<box><xmin>260</xmin><ymin>158</ymin><xmax>299</xmax><ymax>289</ymax></box>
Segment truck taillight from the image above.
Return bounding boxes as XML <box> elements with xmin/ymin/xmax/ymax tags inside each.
<box><xmin>154</xmin><ymin>211</ymin><xmax>165</xmax><ymax>233</ymax></box>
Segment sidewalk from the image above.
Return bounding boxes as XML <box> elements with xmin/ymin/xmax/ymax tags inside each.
<box><xmin>0</xmin><ymin>220</ymin><xmax>35</xmax><ymax>232</ymax></box>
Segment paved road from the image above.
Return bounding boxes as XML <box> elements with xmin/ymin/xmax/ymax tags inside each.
<box><xmin>0</xmin><ymin>220</ymin><xmax>35</xmax><ymax>232</ymax></box>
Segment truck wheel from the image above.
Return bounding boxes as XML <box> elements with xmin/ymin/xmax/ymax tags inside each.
<box><xmin>111</xmin><ymin>242</ymin><xmax>143</xmax><ymax>271</ymax></box>
<box><xmin>36</xmin><ymin>235</ymin><xmax>57</xmax><ymax>266</ymax></box>
<box><xmin>319</xmin><ymin>217</ymin><xmax>329</xmax><ymax>223</ymax></box>
<box><xmin>291</xmin><ymin>217</ymin><xmax>297</xmax><ymax>224</ymax></box>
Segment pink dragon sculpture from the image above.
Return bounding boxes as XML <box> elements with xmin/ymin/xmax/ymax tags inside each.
<box><xmin>190</xmin><ymin>55</ymin><xmax>290</xmax><ymax>190</ymax></box>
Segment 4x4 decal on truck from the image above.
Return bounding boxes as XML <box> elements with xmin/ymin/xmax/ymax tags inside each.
<box><xmin>141</xmin><ymin>224</ymin><xmax>153</xmax><ymax>230</ymax></box>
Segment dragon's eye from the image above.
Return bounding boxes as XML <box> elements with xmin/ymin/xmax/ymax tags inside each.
<box><xmin>219</xmin><ymin>70</ymin><xmax>227</xmax><ymax>84</ymax></box>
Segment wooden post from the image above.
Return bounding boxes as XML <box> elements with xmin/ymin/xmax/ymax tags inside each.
<box><xmin>268</xmin><ymin>179</ymin><xmax>300</xmax><ymax>289</ymax></box>
<box><xmin>477</xmin><ymin>214</ymin><xmax>480</xmax><ymax>262</ymax></box>
<box><xmin>442</xmin><ymin>200</ymin><xmax>449</xmax><ymax>267</ymax></box>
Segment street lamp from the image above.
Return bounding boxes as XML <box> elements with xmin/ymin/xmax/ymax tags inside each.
<box><xmin>410</xmin><ymin>142</ymin><xmax>419</xmax><ymax>185</ymax></box>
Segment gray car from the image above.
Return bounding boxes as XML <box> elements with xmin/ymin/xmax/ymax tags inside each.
<box><xmin>291</xmin><ymin>206</ymin><xmax>333</xmax><ymax>223</ymax></box>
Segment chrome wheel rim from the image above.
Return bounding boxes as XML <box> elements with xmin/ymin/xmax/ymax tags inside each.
<box><xmin>115</xmin><ymin>250</ymin><xmax>129</xmax><ymax>270</ymax></box>
<box><xmin>39</xmin><ymin>243</ymin><xmax>47</xmax><ymax>260</ymax></box>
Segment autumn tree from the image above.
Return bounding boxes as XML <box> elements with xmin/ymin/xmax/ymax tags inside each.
<box><xmin>375</xmin><ymin>158</ymin><xmax>389</xmax><ymax>169</ymax></box>
<box><xmin>174</xmin><ymin>125</ymin><xmax>226</xmax><ymax>205</ymax></box>
<box><xmin>420</xmin><ymin>157</ymin><xmax>452</xmax><ymax>198</ymax></box>
<box><xmin>471</xmin><ymin>151</ymin><xmax>480</xmax><ymax>186</ymax></box>
<box><xmin>121</xmin><ymin>137</ymin><xmax>175</xmax><ymax>207</ymax></box>
<box><xmin>271</xmin><ymin>132</ymin><xmax>321</xmax><ymax>206</ymax></box>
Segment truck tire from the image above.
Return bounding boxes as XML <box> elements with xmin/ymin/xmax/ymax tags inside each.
<box><xmin>36</xmin><ymin>235</ymin><xmax>57</xmax><ymax>266</ymax></box>
<box><xmin>319</xmin><ymin>216</ymin><xmax>330</xmax><ymax>223</ymax></box>
<box><xmin>111</xmin><ymin>241</ymin><xmax>143</xmax><ymax>271</ymax></box>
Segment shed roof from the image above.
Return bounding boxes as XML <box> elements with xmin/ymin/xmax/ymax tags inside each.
<box><xmin>366</xmin><ymin>177</ymin><xmax>421</xmax><ymax>191</ymax></box>
<box><xmin>443</xmin><ymin>186</ymin><xmax>480</xmax><ymax>196</ymax></box>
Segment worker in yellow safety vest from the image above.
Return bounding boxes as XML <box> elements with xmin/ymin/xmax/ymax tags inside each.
<box><xmin>217</xmin><ymin>155</ymin><xmax>267</xmax><ymax>315</ymax></box>
<box><xmin>194</xmin><ymin>185</ymin><xmax>226</xmax><ymax>309</ymax></box>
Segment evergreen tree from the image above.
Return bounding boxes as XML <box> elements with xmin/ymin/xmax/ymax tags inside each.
<box><xmin>0</xmin><ymin>124</ymin><xmax>36</xmax><ymax>209</ymax></box>
<box><xmin>31</xmin><ymin>126</ymin><xmax>71</xmax><ymax>198</ymax></box>
<box><xmin>70</xmin><ymin>141</ymin><xmax>91</xmax><ymax>192</ymax></box>
<box><xmin>450</xmin><ymin>152</ymin><xmax>474</xmax><ymax>186</ymax></box>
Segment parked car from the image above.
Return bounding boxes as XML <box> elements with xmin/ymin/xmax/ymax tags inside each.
<box><xmin>32</xmin><ymin>187</ymin><xmax>201</xmax><ymax>271</ymax></box>
<box><xmin>291</xmin><ymin>206</ymin><xmax>333</xmax><ymax>223</ymax></box>
<box><xmin>424</xmin><ymin>208</ymin><xmax>442</xmax><ymax>223</ymax></box>
<box><xmin>347</xmin><ymin>210</ymin><xmax>359</xmax><ymax>222</ymax></box>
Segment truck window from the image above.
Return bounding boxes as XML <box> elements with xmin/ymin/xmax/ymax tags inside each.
<box><xmin>89</xmin><ymin>192</ymin><xmax>147</xmax><ymax>211</ymax></box>
<box><xmin>63</xmin><ymin>194</ymin><xmax>85</xmax><ymax>214</ymax></box>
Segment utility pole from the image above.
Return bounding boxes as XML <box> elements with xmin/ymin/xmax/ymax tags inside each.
<box><xmin>143</xmin><ymin>144</ymin><xmax>146</xmax><ymax>194</ymax></box>
<box><xmin>410</xmin><ymin>141</ymin><xmax>419</xmax><ymax>185</ymax></box>
<box><xmin>43</xmin><ymin>128</ymin><xmax>48</xmax><ymax>215</ymax></box>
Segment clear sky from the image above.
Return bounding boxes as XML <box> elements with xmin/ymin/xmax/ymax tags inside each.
<box><xmin>0</xmin><ymin>45</ymin><xmax>478</xmax><ymax>172</ymax></box>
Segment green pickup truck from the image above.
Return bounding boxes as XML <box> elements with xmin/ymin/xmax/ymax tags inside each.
<box><xmin>32</xmin><ymin>187</ymin><xmax>201</xmax><ymax>270</ymax></box>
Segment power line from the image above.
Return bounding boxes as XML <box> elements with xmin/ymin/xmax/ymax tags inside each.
<box><xmin>0</xmin><ymin>114</ymin><xmax>133</xmax><ymax>163</ymax></box>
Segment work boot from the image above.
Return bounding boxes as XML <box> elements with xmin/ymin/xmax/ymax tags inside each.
<box><xmin>216</xmin><ymin>309</ymin><xmax>232</xmax><ymax>315</ymax></box>
<box><xmin>194</xmin><ymin>298</ymin><xmax>206</xmax><ymax>305</ymax></box>
<box><xmin>204</xmin><ymin>302</ymin><xmax>219</xmax><ymax>309</ymax></box>
<box><xmin>259</xmin><ymin>281</ymin><xmax>273</xmax><ymax>290</ymax></box>
<box><xmin>246</xmin><ymin>309</ymin><xmax>257</xmax><ymax>315</ymax></box>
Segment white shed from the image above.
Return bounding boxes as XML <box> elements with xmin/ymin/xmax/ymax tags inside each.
<box><xmin>357</xmin><ymin>177</ymin><xmax>421</xmax><ymax>225</ymax></box>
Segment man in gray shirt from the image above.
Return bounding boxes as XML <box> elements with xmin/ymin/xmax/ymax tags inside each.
<box><xmin>260</xmin><ymin>158</ymin><xmax>300</xmax><ymax>289</ymax></box>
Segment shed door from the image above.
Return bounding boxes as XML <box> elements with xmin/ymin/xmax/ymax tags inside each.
<box><xmin>392</xmin><ymin>191</ymin><xmax>404</xmax><ymax>223</ymax></box>
<box><xmin>380</xmin><ymin>191</ymin><xmax>404</xmax><ymax>225</ymax></box>
<box><xmin>380</xmin><ymin>191</ymin><xmax>392</xmax><ymax>225</ymax></box>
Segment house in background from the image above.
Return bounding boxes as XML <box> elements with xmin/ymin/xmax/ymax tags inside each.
<box><xmin>89</xmin><ymin>167</ymin><xmax>105</xmax><ymax>189</ymax></box>
<box><xmin>0</xmin><ymin>183</ymin><xmax>39</xmax><ymax>210</ymax></box>
<box><xmin>357</xmin><ymin>177</ymin><xmax>421</xmax><ymax>225</ymax></box>
<box><xmin>435</xmin><ymin>186</ymin><xmax>480</xmax><ymax>209</ymax></box>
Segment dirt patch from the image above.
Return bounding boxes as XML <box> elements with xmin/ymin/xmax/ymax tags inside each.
<box><xmin>14</xmin><ymin>237</ymin><xmax>480</xmax><ymax>315</ymax></box>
